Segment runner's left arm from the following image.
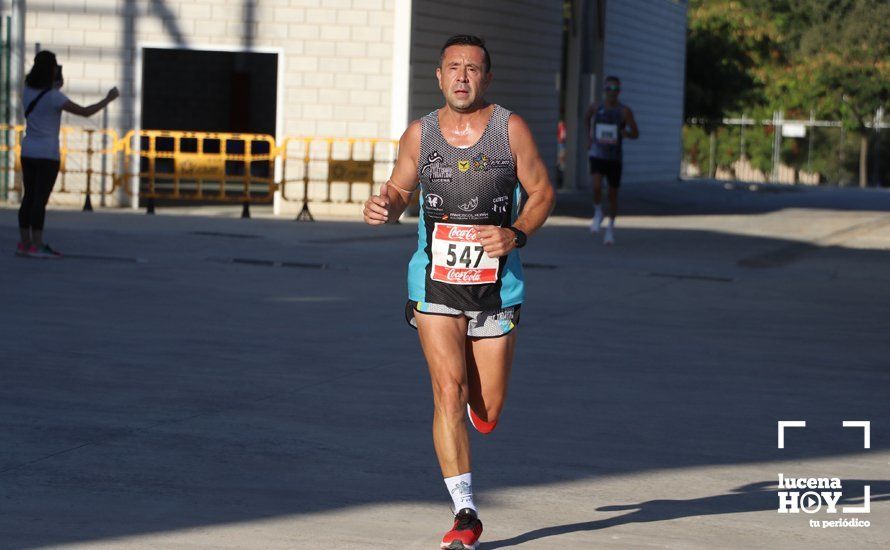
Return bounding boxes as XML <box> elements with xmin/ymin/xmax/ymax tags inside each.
<box><xmin>622</xmin><ymin>107</ymin><xmax>640</xmax><ymax>139</ymax></box>
<box><xmin>476</xmin><ymin>114</ymin><xmax>556</xmax><ymax>257</ymax></box>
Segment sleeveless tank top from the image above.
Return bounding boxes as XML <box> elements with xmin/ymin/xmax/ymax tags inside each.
<box><xmin>589</xmin><ymin>102</ymin><xmax>625</xmax><ymax>161</ymax></box>
<box><xmin>407</xmin><ymin>104</ymin><xmax>524</xmax><ymax>311</ymax></box>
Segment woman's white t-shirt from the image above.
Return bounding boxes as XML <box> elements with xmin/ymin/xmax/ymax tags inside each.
<box><xmin>21</xmin><ymin>85</ymin><xmax>69</xmax><ymax>160</ymax></box>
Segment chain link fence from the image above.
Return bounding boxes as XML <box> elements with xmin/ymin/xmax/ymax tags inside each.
<box><xmin>682</xmin><ymin>110</ymin><xmax>888</xmax><ymax>187</ymax></box>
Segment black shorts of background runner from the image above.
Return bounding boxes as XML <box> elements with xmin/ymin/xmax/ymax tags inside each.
<box><xmin>18</xmin><ymin>157</ymin><xmax>61</xmax><ymax>231</ymax></box>
<box><xmin>589</xmin><ymin>157</ymin><xmax>622</xmax><ymax>188</ymax></box>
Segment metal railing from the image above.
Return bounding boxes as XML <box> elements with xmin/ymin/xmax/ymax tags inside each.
<box><xmin>682</xmin><ymin>110</ymin><xmax>888</xmax><ymax>187</ymax></box>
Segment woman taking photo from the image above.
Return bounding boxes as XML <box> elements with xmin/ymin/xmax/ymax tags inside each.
<box><xmin>16</xmin><ymin>50</ymin><xmax>119</xmax><ymax>258</ymax></box>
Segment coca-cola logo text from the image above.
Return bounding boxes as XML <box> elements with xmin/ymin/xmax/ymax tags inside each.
<box><xmin>447</xmin><ymin>226</ymin><xmax>478</xmax><ymax>242</ymax></box>
<box><xmin>446</xmin><ymin>269</ymin><xmax>483</xmax><ymax>283</ymax></box>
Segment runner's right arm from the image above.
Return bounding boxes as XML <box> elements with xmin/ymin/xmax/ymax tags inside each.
<box><xmin>364</xmin><ymin>120</ymin><xmax>421</xmax><ymax>225</ymax></box>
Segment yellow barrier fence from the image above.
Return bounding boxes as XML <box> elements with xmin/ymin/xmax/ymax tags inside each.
<box><xmin>122</xmin><ymin>130</ymin><xmax>277</xmax><ymax>215</ymax></box>
<box><xmin>59</xmin><ymin>127</ymin><xmax>123</xmax><ymax>210</ymax></box>
<box><xmin>279</xmin><ymin>137</ymin><xmax>398</xmax><ymax>220</ymax></box>
<box><xmin>0</xmin><ymin>124</ymin><xmax>123</xmax><ymax>211</ymax></box>
<box><xmin>0</xmin><ymin>126</ymin><xmax>400</xmax><ymax>219</ymax></box>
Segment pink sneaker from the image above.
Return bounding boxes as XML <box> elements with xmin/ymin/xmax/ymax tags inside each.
<box><xmin>28</xmin><ymin>243</ymin><xmax>62</xmax><ymax>259</ymax></box>
<box><xmin>15</xmin><ymin>242</ymin><xmax>29</xmax><ymax>257</ymax></box>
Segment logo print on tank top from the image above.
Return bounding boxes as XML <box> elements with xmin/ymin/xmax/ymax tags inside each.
<box><xmin>472</xmin><ymin>153</ymin><xmax>490</xmax><ymax>171</ymax></box>
<box><xmin>425</xmin><ymin>193</ymin><xmax>444</xmax><ymax>214</ymax></box>
<box><xmin>492</xmin><ymin>195</ymin><xmax>509</xmax><ymax>214</ymax></box>
<box><xmin>459</xmin><ymin>197</ymin><xmax>479</xmax><ymax>212</ymax></box>
<box><xmin>421</xmin><ymin>151</ymin><xmax>453</xmax><ymax>183</ymax></box>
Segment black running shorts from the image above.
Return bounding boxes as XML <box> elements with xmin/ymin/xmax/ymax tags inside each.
<box><xmin>589</xmin><ymin>157</ymin><xmax>623</xmax><ymax>188</ymax></box>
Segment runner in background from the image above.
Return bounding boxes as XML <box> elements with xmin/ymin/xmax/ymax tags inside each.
<box><xmin>584</xmin><ymin>75</ymin><xmax>639</xmax><ymax>245</ymax></box>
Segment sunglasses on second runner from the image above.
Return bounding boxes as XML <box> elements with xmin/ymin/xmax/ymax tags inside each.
<box><xmin>604</xmin><ymin>84</ymin><xmax>620</xmax><ymax>92</ymax></box>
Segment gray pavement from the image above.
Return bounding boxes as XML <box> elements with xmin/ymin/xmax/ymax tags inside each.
<box><xmin>1</xmin><ymin>181</ymin><xmax>889</xmax><ymax>549</ymax></box>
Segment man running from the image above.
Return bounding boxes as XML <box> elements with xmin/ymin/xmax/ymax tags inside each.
<box><xmin>584</xmin><ymin>75</ymin><xmax>639</xmax><ymax>245</ymax></box>
<box><xmin>363</xmin><ymin>34</ymin><xmax>554</xmax><ymax>550</ymax></box>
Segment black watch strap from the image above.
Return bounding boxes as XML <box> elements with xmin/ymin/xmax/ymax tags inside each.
<box><xmin>507</xmin><ymin>226</ymin><xmax>527</xmax><ymax>248</ymax></box>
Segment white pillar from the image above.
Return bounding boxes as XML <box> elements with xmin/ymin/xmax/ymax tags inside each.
<box><xmin>389</xmin><ymin>0</ymin><xmax>412</xmax><ymax>140</ymax></box>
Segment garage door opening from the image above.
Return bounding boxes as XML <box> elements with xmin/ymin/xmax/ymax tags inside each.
<box><xmin>139</xmin><ymin>48</ymin><xmax>279</xmax><ymax>205</ymax></box>
<box><xmin>141</xmin><ymin>47</ymin><xmax>278</xmax><ymax>135</ymax></box>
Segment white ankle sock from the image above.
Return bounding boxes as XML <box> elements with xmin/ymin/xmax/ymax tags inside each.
<box><xmin>444</xmin><ymin>472</ymin><xmax>476</xmax><ymax>513</ymax></box>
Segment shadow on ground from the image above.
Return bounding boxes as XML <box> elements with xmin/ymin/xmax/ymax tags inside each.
<box><xmin>0</xmin><ymin>200</ymin><xmax>888</xmax><ymax>547</ymax></box>
<box><xmin>484</xmin><ymin>480</ymin><xmax>890</xmax><ymax>548</ymax></box>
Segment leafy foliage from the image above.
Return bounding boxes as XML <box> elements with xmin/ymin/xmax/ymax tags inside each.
<box><xmin>685</xmin><ymin>0</ymin><xmax>889</xmax><ymax>183</ymax></box>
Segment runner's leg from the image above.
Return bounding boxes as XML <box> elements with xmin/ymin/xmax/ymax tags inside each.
<box><xmin>592</xmin><ymin>172</ymin><xmax>603</xmax><ymax>206</ymax></box>
<box><xmin>415</xmin><ymin>311</ymin><xmax>472</xmax><ymax>477</ymax></box>
<box><xmin>607</xmin><ymin>183</ymin><xmax>619</xmax><ymax>223</ymax></box>
<box><xmin>591</xmin><ymin>169</ymin><xmax>604</xmax><ymax>233</ymax></box>
<box><xmin>466</xmin><ymin>332</ymin><xmax>515</xmax><ymax>426</ymax></box>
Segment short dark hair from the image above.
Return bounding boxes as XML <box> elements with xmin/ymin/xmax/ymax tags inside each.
<box><xmin>605</xmin><ymin>75</ymin><xmax>621</xmax><ymax>85</ymax></box>
<box><xmin>25</xmin><ymin>50</ymin><xmax>58</xmax><ymax>89</ymax></box>
<box><xmin>439</xmin><ymin>34</ymin><xmax>491</xmax><ymax>73</ymax></box>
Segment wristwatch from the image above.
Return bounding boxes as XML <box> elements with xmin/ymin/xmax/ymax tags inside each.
<box><xmin>506</xmin><ymin>226</ymin><xmax>527</xmax><ymax>248</ymax></box>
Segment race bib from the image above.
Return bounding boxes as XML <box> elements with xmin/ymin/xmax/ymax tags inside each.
<box><xmin>595</xmin><ymin>123</ymin><xmax>619</xmax><ymax>144</ymax></box>
<box><xmin>430</xmin><ymin>223</ymin><xmax>499</xmax><ymax>285</ymax></box>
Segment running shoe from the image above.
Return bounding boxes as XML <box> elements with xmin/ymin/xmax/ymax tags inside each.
<box><xmin>28</xmin><ymin>244</ymin><xmax>62</xmax><ymax>259</ymax></box>
<box><xmin>603</xmin><ymin>227</ymin><xmax>615</xmax><ymax>246</ymax></box>
<box><xmin>441</xmin><ymin>508</ymin><xmax>483</xmax><ymax>550</ymax></box>
<box><xmin>15</xmin><ymin>242</ymin><xmax>29</xmax><ymax>257</ymax></box>
<box><xmin>467</xmin><ymin>404</ymin><xmax>497</xmax><ymax>434</ymax></box>
<box><xmin>590</xmin><ymin>209</ymin><xmax>603</xmax><ymax>233</ymax></box>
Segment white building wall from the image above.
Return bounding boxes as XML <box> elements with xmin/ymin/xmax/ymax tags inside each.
<box><xmin>408</xmin><ymin>0</ymin><xmax>562</xmax><ymax>173</ymax></box>
<box><xmin>16</xmin><ymin>0</ymin><xmax>397</xmax><ymax>139</ymax></box>
<box><xmin>602</xmin><ymin>0</ymin><xmax>686</xmax><ymax>182</ymax></box>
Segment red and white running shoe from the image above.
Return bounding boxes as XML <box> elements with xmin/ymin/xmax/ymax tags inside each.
<box><xmin>441</xmin><ymin>508</ymin><xmax>483</xmax><ymax>550</ymax></box>
<box><xmin>467</xmin><ymin>404</ymin><xmax>497</xmax><ymax>434</ymax></box>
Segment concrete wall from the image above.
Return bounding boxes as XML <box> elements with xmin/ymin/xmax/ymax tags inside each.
<box><xmin>602</xmin><ymin>0</ymin><xmax>686</xmax><ymax>183</ymax></box>
<box><xmin>16</xmin><ymin>0</ymin><xmax>397</xmax><ymax>140</ymax></box>
<box><xmin>4</xmin><ymin>0</ymin><xmax>686</xmax><ymax>212</ymax></box>
<box><xmin>408</xmin><ymin>0</ymin><xmax>562</xmax><ymax>176</ymax></box>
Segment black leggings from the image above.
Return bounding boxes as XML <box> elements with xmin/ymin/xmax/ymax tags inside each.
<box><xmin>18</xmin><ymin>157</ymin><xmax>60</xmax><ymax>231</ymax></box>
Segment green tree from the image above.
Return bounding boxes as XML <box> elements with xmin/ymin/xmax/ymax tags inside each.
<box><xmin>686</xmin><ymin>0</ymin><xmax>889</xmax><ymax>185</ymax></box>
<box><xmin>770</xmin><ymin>0</ymin><xmax>889</xmax><ymax>185</ymax></box>
<box><xmin>685</xmin><ymin>1</ymin><xmax>780</xmax><ymax>124</ymax></box>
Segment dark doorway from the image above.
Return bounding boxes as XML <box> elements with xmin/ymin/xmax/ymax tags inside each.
<box><xmin>138</xmin><ymin>48</ymin><xmax>278</xmax><ymax>205</ymax></box>
<box><xmin>141</xmin><ymin>48</ymin><xmax>278</xmax><ymax>135</ymax></box>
